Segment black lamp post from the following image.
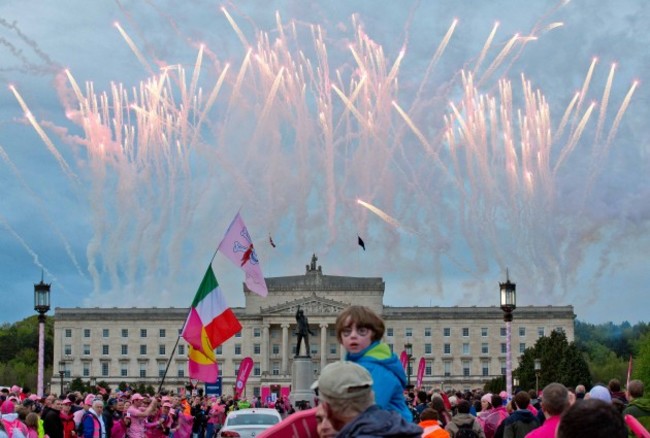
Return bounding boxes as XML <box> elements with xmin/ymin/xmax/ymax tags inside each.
<box><xmin>58</xmin><ymin>360</ymin><xmax>65</xmax><ymax>395</ymax></box>
<box><xmin>534</xmin><ymin>358</ymin><xmax>542</xmax><ymax>395</ymax></box>
<box><xmin>499</xmin><ymin>269</ymin><xmax>516</xmax><ymax>399</ymax></box>
<box><xmin>404</xmin><ymin>342</ymin><xmax>413</xmax><ymax>389</ymax></box>
<box><xmin>34</xmin><ymin>275</ymin><xmax>51</xmax><ymax>397</ymax></box>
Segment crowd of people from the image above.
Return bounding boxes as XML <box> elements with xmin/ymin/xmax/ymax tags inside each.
<box><xmin>1</xmin><ymin>304</ymin><xmax>649</xmax><ymax>438</ymax></box>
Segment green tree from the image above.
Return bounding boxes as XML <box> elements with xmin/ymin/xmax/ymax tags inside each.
<box><xmin>516</xmin><ymin>330</ymin><xmax>591</xmax><ymax>391</ymax></box>
<box><xmin>633</xmin><ymin>331</ymin><xmax>650</xmax><ymax>384</ymax></box>
<box><xmin>484</xmin><ymin>375</ymin><xmax>505</xmax><ymax>394</ymax></box>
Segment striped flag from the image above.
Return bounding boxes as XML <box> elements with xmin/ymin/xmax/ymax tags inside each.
<box><xmin>182</xmin><ymin>264</ymin><xmax>242</xmax><ymax>381</ymax></box>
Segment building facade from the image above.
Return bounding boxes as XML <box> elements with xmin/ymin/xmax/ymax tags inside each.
<box><xmin>52</xmin><ymin>255</ymin><xmax>575</xmax><ymax>398</ymax></box>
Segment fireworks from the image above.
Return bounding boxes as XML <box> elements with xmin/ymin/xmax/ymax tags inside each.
<box><xmin>0</xmin><ymin>2</ymin><xmax>643</xmax><ymax>310</ymax></box>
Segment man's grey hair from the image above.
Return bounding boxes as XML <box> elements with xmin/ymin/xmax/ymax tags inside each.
<box><xmin>321</xmin><ymin>390</ymin><xmax>374</xmax><ymax>419</ymax></box>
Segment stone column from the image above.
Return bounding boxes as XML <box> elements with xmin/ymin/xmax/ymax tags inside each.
<box><xmin>281</xmin><ymin>323</ymin><xmax>290</xmax><ymax>375</ymax></box>
<box><xmin>320</xmin><ymin>323</ymin><xmax>328</xmax><ymax>371</ymax></box>
<box><xmin>262</xmin><ymin>323</ymin><xmax>270</xmax><ymax>374</ymax></box>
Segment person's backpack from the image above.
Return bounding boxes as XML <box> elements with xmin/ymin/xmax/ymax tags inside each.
<box><xmin>455</xmin><ymin>422</ymin><xmax>480</xmax><ymax>438</ymax></box>
<box><xmin>1</xmin><ymin>418</ymin><xmax>28</xmax><ymax>438</ymax></box>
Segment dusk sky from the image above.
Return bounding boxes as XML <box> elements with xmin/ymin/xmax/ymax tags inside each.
<box><xmin>1</xmin><ymin>1</ymin><xmax>648</xmax><ymax>325</ymax></box>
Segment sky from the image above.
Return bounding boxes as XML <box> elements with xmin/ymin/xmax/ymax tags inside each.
<box><xmin>0</xmin><ymin>1</ymin><xmax>648</xmax><ymax>326</ymax></box>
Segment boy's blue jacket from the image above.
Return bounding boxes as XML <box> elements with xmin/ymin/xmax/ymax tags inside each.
<box><xmin>346</xmin><ymin>340</ymin><xmax>412</xmax><ymax>421</ymax></box>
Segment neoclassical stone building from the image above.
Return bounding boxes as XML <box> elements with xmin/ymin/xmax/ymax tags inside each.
<box><xmin>52</xmin><ymin>255</ymin><xmax>575</xmax><ymax>398</ymax></box>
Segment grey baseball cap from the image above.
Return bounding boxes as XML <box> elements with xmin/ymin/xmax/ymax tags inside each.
<box><xmin>311</xmin><ymin>361</ymin><xmax>373</xmax><ymax>400</ymax></box>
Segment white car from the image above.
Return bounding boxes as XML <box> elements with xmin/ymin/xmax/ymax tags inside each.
<box><xmin>217</xmin><ymin>408</ymin><xmax>282</xmax><ymax>438</ymax></box>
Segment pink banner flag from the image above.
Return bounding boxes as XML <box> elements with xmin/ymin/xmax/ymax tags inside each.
<box><xmin>416</xmin><ymin>358</ymin><xmax>426</xmax><ymax>389</ymax></box>
<box><xmin>217</xmin><ymin>213</ymin><xmax>268</xmax><ymax>297</ymax></box>
<box><xmin>400</xmin><ymin>350</ymin><xmax>408</xmax><ymax>371</ymax></box>
<box><xmin>235</xmin><ymin>357</ymin><xmax>254</xmax><ymax>399</ymax></box>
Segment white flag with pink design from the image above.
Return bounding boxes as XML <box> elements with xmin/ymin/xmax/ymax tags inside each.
<box><xmin>217</xmin><ymin>213</ymin><xmax>268</xmax><ymax>297</ymax></box>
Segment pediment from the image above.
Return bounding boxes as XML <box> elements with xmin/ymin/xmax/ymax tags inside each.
<box><xmin>261</xmin><ymin>293</ymin><xmax>347</xmax><ymax>315</ymax></box>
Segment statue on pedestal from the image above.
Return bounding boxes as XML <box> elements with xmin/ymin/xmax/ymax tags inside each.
<box><xmin>295</xmin><ymin>305</ymin><xmax>315</xmax><ymax>357</ymax></box>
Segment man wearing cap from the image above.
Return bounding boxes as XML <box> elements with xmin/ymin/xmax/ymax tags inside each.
<box><xmin>312</xmin><ymin>361</ymin><xmax>422</xmax><ymax>437</ymax></box>
<box><xmin>126</xmin><ymin>394</ymin><xmax>157</xmax><ymax>438</ymax></box>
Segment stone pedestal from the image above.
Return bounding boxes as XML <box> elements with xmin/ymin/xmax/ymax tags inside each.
<box><xmin>290</xmin><ymin>356</ymin><xmax>315</xmax><ymax>408</ymax></box>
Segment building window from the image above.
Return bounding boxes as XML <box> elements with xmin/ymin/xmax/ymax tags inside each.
<box><xmin>102</xmin><ymin>329</ymin><xmax>109</xmax><ymax>338</ymax></box>
<box><xmin>253</xmin><ymin>328</ymin><xmax>261</xmax><ymax>338</ymax></box>
<box><xmin>481</xmin><ymin>327</ymin><xmax>488</xmax><ymax>337</ymax></box>
<box><xmin>387</xmin><ymin>328</ymin><xmax>394</xmax><ymax>337</ymax></box>
<box><xmin>328</xmin><ymin>328</ymin><xmax>336</xmax><ymax>337</ymax></box>
<box><xmin>65</xmin><ymin>329</ymin><xmax>72</xmax><ymax>338</ymax></box>
<box><xmin>101</xmin><ymin>362</ymin><xmax>109</xmax><ymax>376</ymax></box>
<box><xmin>235</xmin><ymin>331</ymin><xmax>242</xmax><ymax>338</ymax></box>
<box><xmin>310</xmin><ymin>345</ymin><xmax>318</xmax><ymax>356</ymax></box>
<box><xmin>462</xmin><ymin>360</ymin><xmax>470</xmax><ymax>377</ymax></box>
<box><xmin>102</xmin><ymin>345</ymin><xmax>109</xmax><ymax>355</ymax></box>
<box><xmin>177</xmin><ymin>367</ymin><xmax>184</xmax><ymax>378</ymax></box>
<box><xmin>500</xmin><ymin>359</ymin><xmax>506</xmax><ymax>375</ymax></box>
<box><xmin>519</xmin><ymin>343</ymin><xmax>526</xmax><ymax>354</ymax></box>
<box><xmin>405</xmin><ymin>328</ymin><xmax>413</xmax><ymax>337</ymax></box>
<box><xmin>443</xmin><ymin>328</ymin><xmax>451</xmax><ymax>337</ymax></box>
<box><xmin>519</xmin><ymin>327</ymin><xmax>526</xmax><ymax>337</ymax></box>
<box><xmin>159</xmin><ymin>345</ymin><xmax>166</xmax><ymax>355</ymax></box>
<box><xmin>425</xmin><ymin>343</ymin><xmax>432</xmax><ymax>355</ymax></box>
<box><xmin>121</xmin><ymin>329</ymin><xmax>128</xmax><ymax>338</ymax></box>
<box><xmin>272</xmin><ymin>344</ymin><xmax>280</xmax><ymax>355</ymax></box>
<box><xmin>216</xmin><ymin>346</ymin><xmax>222</xmax><ymax>355</ymax></box>
<box><xmin>83</xmin><ymin>364</ymin><xmax>90</xmax><ymax>377</ymax></box>
<box><xmin>84</xmin><ymin>329</ymin><xmax>91</xmax><ymax>338</ymax></box>
<box><xmin>481</xmin><ymin>343</ymin><xmax>489</xmax><ymax>354</ymax></box>
<box><xmin>462</xmin><ymin>343</ymin><xmax>470</xmax><ymax>355</ymax></box>
<box><xmin>140</xmin><ymin>329</ymin><xmax>147</xmax><ymax>338</ymax></box>
<box><xmin>500</xmin><ymin>327</ymin><xmax>507</xmax><ymax>337</ymax></box>
<box><xmin>158</xmin><ymin>363</ymin><xmax>165</xmax><ymax>377</ymax></box>
<box><xmin>501</xmin><ymin>343</ymin><xmax>507</xmax><ymax>354</ymax></box>
<box><xmin>462</xmin><ymin>328</ymin><xmax>469</xmax><ymax>337</ymax></box>
<box><xmin>159</xmin><ymin>329</ymin><xmax>166</xmax><ymax>338</ymax></box>
<box><xmin>121</xmin><ymin>345</ymin><xmax>128</xmax><ymax>355</ymax></box>
<box><xmin>139</xmin><ymin>363</ymin><xmax>146</xmax><ymax>378</ymax></box>
<box><xmin>272</xmin><ymin>362</ymin><xmax>280</xmax><ymax>376</ymax></box>
<box><xmin>140</xmin><ymin>345</ymin><xmax>147</xmax><ymax>355</ymax></box>
<box><xmin>64</xmin><ymin>344</ymin><xmax>72</xmax><ymax>355</ymax></box>
<box><xmin>83</xmin><ymin>344</ymin><xmax>91</xmax><ymax>356</ymax></box>
<box><xmin>538</xmin><ymin>327</ymin><xmax>545</xmax><ymax>337</ymax></box>
<box><xmin>235</xmin><ymin>344</ymin><xmax>242</xmax><ymax>355</ymax></box>
<box><xmin>254</xmin><ymin>344</ymin><xmax>261</xmax><ymax>355</ymax></box>
<box><xmin>329</xmin><ymin>344</ymin><xmax>337</xmax><ymax>355</ymax></box>
<box><xmin>424</xmin><ymin>327</ymin><xmax>432</xmax><ymax>337</ymax></box>
<box><xmin>121</xmin><ymin>365</ymin><xmax>128</xmax><ymax>377</ymax></box>
<box><xmin>425</xmin><ymin>360</ymin><xmax>432</xmax><ymax>376</ymax></box>
<box><xmin>443</xmin><ymin>344</ymin><xmax>451</xmax><ymax>355</ymax></box>
<box><xmin>444</xmin><ymin>361</ymin><xmax>451</xmax><ymax>377</ymax></box>
<box><xmin>254</xmin><ymin>362</ymin><xmax>261</xmax><ymax>376</ymax></box>
<box><xmin>556</xmin><ymin>327</ymin><xmax>565</xmax><ymax>334</ymax></box>
<box><xmin>482</xmin><ymin>360</ymin><xmax>490</xmax><ymax>376</ymax></box>
<box><xmin>178</xmin><ymin>345</ymin><xmax>185</xmax><ymax>355</ymax></box>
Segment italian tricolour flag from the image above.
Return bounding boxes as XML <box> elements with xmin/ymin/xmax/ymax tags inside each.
<box><xmin>182</xmin><ymin>264</ymin><xmax>242</xmax><ymax>382</ymax></box>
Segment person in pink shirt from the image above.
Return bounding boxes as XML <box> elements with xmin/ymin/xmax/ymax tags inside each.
<box><xmin>525</xmin><ymin>383</ymin><xmax>569</xmax><ymax>438</ymax></box>
<box><xmin>126</xmin><ymin>394</ymin><xmax>158</xmax><ymax>438</ymax></box>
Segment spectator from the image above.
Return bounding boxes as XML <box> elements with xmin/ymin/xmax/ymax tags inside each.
<box><xmin>587</xmin><ymin>385</ymin><xmax>612</xmax><ymax>404</ymax></box>
<box><xmin>609</xmin><ymin>379</ymin><xmax>628</xmax><ymax>406</ymax></box>
<box><xmin>623</xmin><ymin>379</ymin><xmax>650</xmax><ymax>438</ymax></box>
<box><xmin>59</xmin><ymin>400</ymin><xmax>76</xmax><ymax>438</ymax></box>
<box><xmin>445</xmin><ymin>399</ymin><xmax>485</xmax><ymax>438</ymax></box>
<box><xmin>556</xmin><ymin>398</ymin><xmax>626</xmax><ymax>438</ymax></box>
<box><xmin>311</xmin><ymin>361</ymin><xmax>422</xmax><ymax>437</ymax></box>
<box><xmin>335</xmin><ymin>306</ymin><xmax>412</xmax><ymax>421</ymax></box>
<box><xmin>315</xmin><ymin>404</ymin><xmax>337</xmax><ymax>438</ymax></box>
<box><xmin>24</xmin><ymin>413</ymin><xmax>38</xmax><ymax>438</ymax></box>
<box><xmin>419</xmin><ymin>408</ymin><xmax>450</xmax><ymax>438</ymax></box>
<box><xmin>574</xmin><ymin>385</ymin><xmax>586</xmax><ymax>401</ymax></box>
<box><xmin>82</xmin><ymin>399</ymin><xmax>105</xmax><ymax>438</ymax></box>
<box><xmin>43</xmin><ymin>398</ymin><xmax>64</xmax><ymax>438</ymax></box>
<box><xmin>482</xmin><ymin>394</ymin><xmax>508</xmax><ymax>438</ymax></box>
<box><xmin>431</xmin><ymin>396</ymin><xmax>452</xmax><ymax>428</ymax></box>
<box><xmin>126</xmin><ymin>394</ymin><xmax>157</xmax><ymax>438</ymax></box>
<box><xmin>501</xmin><ymin>392</ymin><xmax>539</xmax><ymax>438</ymax></box>
<box><xmin>525</xmin><ymin>383</ymin><xmax>568</xmax><ymax>438</ymax></box>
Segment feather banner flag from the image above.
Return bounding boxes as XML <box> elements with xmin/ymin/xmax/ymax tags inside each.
<box><xmin>182</xmin><ymin>264</ymin><xmax>242</xmax><ymax>381</ymax></box>
<box><xmin>217</xmin><ymin>213</ymin><xmax>268</xmax><ymax>296</ymax></box>
<box><xmin>400</xmin><ymin>350</ymin><xmax>408</xmax><ymax>372</ymax></box>
<box><xmin>416</xmin><ymin>358</ymin><xmax>426</xmax><ymax>389</ymax></box>
<box><xmin>234</xmin><ymin>357</ymin><xmax>254</xmax><ymax>399</ymax></box>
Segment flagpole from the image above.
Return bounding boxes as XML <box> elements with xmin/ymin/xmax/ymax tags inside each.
<box><xmin>157</xmin><ymin>332</ymin><xmax>183</xmax><ymax>394</ymax></box>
